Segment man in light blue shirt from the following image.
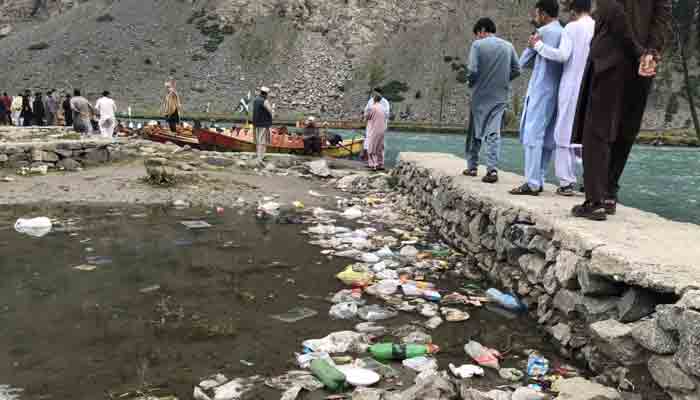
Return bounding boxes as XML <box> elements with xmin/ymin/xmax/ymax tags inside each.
<box><xmin>509</xmin><ymin>0</ymin><xmax>563</xmax><ymax>196</ymax></box>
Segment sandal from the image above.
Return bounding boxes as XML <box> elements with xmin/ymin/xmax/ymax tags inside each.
<box><xmin>509</xmin><ymin>183</ymin><xmax>540</xmax><ymax>196</ymax></box>
<box><xmin>463</xmin><ymin>169</ymin><xmax>478</xmax><ymax>177</ymax></box>
<box><xmin>556</xmin><ymin>184</ymin><xmax>576</xmax><ymax>197</ymax></box>
<box><xmin>482</xmin><ymin>171</ymin><xmax>498</xmax><ymax>183</ymax></box>
<box><xmin>603</xmin><ymin>199</ymin><xmax>617</xmax><ymax>215</ymax></box>
<box><xmin>572</xmin><ymin>201</ymin><xmax>607</xmax><ymax>221</ymax></box>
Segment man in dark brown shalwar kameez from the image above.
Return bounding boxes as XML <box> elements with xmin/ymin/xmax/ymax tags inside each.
<box><xmin>571</xmin><ymin>0</ymin><xmax>672</xmax><ymax>221</ymax></box>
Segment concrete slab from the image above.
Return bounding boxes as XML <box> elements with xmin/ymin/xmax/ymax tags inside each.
<box><xmin>398</xmin><ymin>152</ymin><xmax>700</xmax><ymax>295</ymax></box>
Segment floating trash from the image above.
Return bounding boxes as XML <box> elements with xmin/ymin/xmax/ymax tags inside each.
<box><xmin>271</xmin><ymin>307</ymin><xmax>318</xmax><ymax>323</ymax></box>
<box><xmin>180</xmin><ymin>220</ymin><xmax>212</xmax><ymax>229</ymax></box>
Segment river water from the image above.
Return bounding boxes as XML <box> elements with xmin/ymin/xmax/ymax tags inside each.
<box><xmin>0</xmin><ymin>204</ymin><xmax>582</xmax><ymax>400</ymax></box>
<box><xmin>381</xmin><ymin>131</ymin><xmax>700</xmax><ymax>225</ymax></box>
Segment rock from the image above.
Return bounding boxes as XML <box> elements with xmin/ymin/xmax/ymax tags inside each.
<box><xmin>145</xmin><ymin>157</ymin><xmax>169</xmax><ymax>167</ymax></box>
<box><xmin>352</xmin><ymin>387</ymin><xmax>385</xmax><ymax>400</ymax></box>
<box><xmin>631</xmin><ymin>319</ymin><xmax>678</xmax><ymax>354</ymax></box>
<box><xmin>555</xmin><ymin>250</ymin><xmax>581</xmax><ymax>289</ymax></box>
<box><xmin>41</xmin><ymin>151</ymin><xmax>59</xmax><ymax>162</ymax></box>
<box><xmin>512</xmin><ymin>387</ymin><xmax>546</xmax><ymax>400</ymax></box>
<box><xmin>590</xmin><ymin>319</ymin><xmax>647</xmax><ymax>365</ymax></box>
<box><xmin>675</xmin><ymin>309</ymin><xmax>700</xmax><ymax>378</ymax></box>
<box><xmin>552</xmin><ymin>377</ymin><xmax>621</xmax><ymax>400</ymax></box>
<box><xmin>82</xmin><ymin>148</ymin><xmax>109</xmax><ymax>165</ymax></box>
<box><xmin>578</xmin><ymin>266</ymin><xmax>623</xmax><ymax>296</ymax></box>
<box><xmin>400</xmin><ymin>245</ymin><xmax>419</xmax><ymax>258</ymax></box>
<box><xmin>657</xmin><ymin>304</ymin><xmax>685</xmax><ymax>332</ymax></box>
<box><xmin>519</xmin><ymin>253</ymin><xmax>548</xmax><ymax>284</ymax></box>
<box><xmin>554</xmin><ymin>289</ymin><xmax>583</xmax><ymax>317</ymax></box>
<box><xmin>543</xmin><ymin>266</ymin><xmax>561</xmax><ymax>294</ymax></box>
<box><xmin>0</xmin><ymin>154</ymin><xmax>8</xmax><ymax>163</ymax></box>
<box><xmin>173</xmin><ymin>199</ymin><xmax>190</xmax><ymax>208</ymax></box>
<box><xmin>306</xmin><ymin>159</ymin><xmax>332</xmax><ymax>178</ymax></box>
<box><xmin>577</xmin><ymin>296</ymin><xmax>619</xmax><ymax>322</ymax></box>
<box><xmin>618</xmin><ymin>288</ymin><xmax>658</xmax><ymax>322</ymax></box>
<box><xmin>648</xmin><ymin>355</ymin><xmax>697</xmax><ymax>393</ymax></box>
<box><xmin>56</xmin><ymin>158</ymin><xmax>82</xmax><ymax>171</ymax></box>
<box><xmin>31</xmin><ymin>148</ymin><xmax>43</xmax><ymax>161</ymax></box>
<box><xmin>205</xmin><ymin>156</ymin><xmax>235</xmax><ymax>167</ymax></box>
<box><xmin>55</xmin><ymin>149</ymin><xmax>73</xmax><ymax>158</ymax></box>
<box><xmin>527</xmin><ymin>235</ymin><xmax>549</xmax><ymax>254</ymax></box>
<box><xmin>678</xmin><ymin>290</ymin><xmax>700</xmax><ymax>311</ymax></box>
<box><xmin>0</xmin><ymin>25</ymin><xmax>13</xmax><ymax>38</ymax></box>
<box><xmin>550</xmin><ymin>322</ymin><xmax>572</xmax><ymax>347</ymax></box>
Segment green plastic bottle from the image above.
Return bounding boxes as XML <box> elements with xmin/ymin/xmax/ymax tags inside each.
<box><xmin>369</xmin><ymin>343</ymin><xmax>439</xmax><ymax>361</ymax></box>
<box><xmin>310</xmin><ymin>359</ymin><xmax>347</xmax><ymax>392</ymax></box>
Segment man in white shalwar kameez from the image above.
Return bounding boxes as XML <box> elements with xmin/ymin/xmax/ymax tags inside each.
<box><xmin>95</xmin><ymin>91</ymin><xmax>117</xmax><ymax>139</ymax></box>
<box><xmin>363</xmin><ymin>88</ymin><xmax>390</xmax><ymax>153</ymax></box>
<box><xmin>531</xmin><ymin>0</ymin><xmax>594</xmax><ymax>196</ymax></box>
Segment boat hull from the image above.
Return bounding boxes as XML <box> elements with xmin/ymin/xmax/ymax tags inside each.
<box><xmin>196</xmin><ymin>127</ymin><xmax>364</xmax><ymax>158</ymax></box>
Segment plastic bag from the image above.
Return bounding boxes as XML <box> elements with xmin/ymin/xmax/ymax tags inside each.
<box><xmin>368</xmin><ymin>280</ymin><xmax>400</xmax><ymax>296</ymax></box>
<box><xmin>330</xmin><ymin>302</ymin><xmax>359</xmax><ymax>320</ymax></box>
<box><xmin>449</xmin><ymin>363</ymin><xmax>485</xmax><ymax>378</ymax></box>
<box><xmin>302</xmin><ymin>331</ymin><xmax>370</xmax><ymax>354</ymax></box>
<box><xmin>425</xmin><ymin>316</ymin><xmax>443</xmax><ymax>330</ymax></box>
<box><xmin>402</xmin><ymin>356</ymin><xmax>438</xmax><ymax>373</ymax></box>
<box><xmin>376</xmin><ymin>269</ymin><xmax>399</xmax><ymax>280</ymax></box>
<box><xmin>331</xmin><ymin>289</ymin><xmax>364</xmax><ymax>304</ymax></box>
<box><xmin>401</xmin><ymin>330</ymin><xmax>432</xmax><ymax>345</ymax></box>
<box><xmin>337</xmin><ymin>265</ymin><xmax>373</xmax><ymax>287</ymax></box>
<box><xmin>358</xmin><ymin>305</ymin><xmax>398</xmax><ymax>321</ymax></box>
<box><xmin>375</xmin><ymin>246</ymin><xmax>395</xmax><ymax>259</ymax></box>
<box><xmin>399</xmin><ymin>245</ymin><xmax>419</xmax><ymax>258</ymax></box>
<box><xmin>464</xmin><ymin>341</ymin><xmax>501</xmax><ymax>369</ymax></box>
<box><xmin>14</xmin><ymin>217</ymin><xmax>52</xmax><ymax>238</ymax></box>
<box><xmin>361</xmin><ymin>253</ymin><xmax>380</xmax><ymax>263</ymax></box>
<box><xmin>499</xmin><ymin>368</ymin><xmax>525</xmax><ymax>382</ymax></box>
<box><xmin>342</xmin><ymin>207</ymin><xmax>363</xmax><ymax>220</ymax></box>
<box><xmin>486</xmin><ymin>288</ymin><xmax>526</xmax><ymax>312</ymax></box>
<box><xmin>271</xmin><ymin>307</ymin><xmax>318</xmax><ymax>323</ymax></box>
<box><xmin>442</xmin><ymin>307</ymin><xmax>470</xmax><ymax>322</ymax></box>
<box><xmin>355</xmin><ymin>322</ymin><xmax>387</xmax><ymax>336</ymax></box>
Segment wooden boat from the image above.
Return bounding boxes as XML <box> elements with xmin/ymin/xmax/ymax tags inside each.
<box><xmin>139</xmin><ymin>125</ymin><xmax>201</xmax><ymax>148</ymax></box>
<box><xmin>196</xmin><ymin>126</ymin><xmax>364</xmax><ymax>158</ymax></box>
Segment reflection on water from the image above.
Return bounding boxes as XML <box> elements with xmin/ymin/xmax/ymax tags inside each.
<box><xmin>382</xmin><ymin>131</ymin><xmax>700</xmax><ymax>225</ymax></box>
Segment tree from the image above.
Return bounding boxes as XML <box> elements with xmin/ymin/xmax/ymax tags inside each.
<box><xmin>672</xmin><ymin>0</ymin><xmax>700</xmax><ymax>140</ymax></box>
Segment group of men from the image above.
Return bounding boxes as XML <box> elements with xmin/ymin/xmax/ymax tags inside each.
<box><xmin>0</xmin><ymin>88</ymin><xmax>119</xmax><ymax>139</ymax></box>
<box><xmin>465</xmin><ymin>0</ymin><xmax>671</xmax><ymax>221</ymax></box>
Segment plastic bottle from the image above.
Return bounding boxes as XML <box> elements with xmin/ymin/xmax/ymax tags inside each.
<box><xmin>369</xmin><ymin>343</ymin><xmax>440</xmax><ymax>361</ymax></box>
<box><xmin>423</xmin><ymin>289</ymin><xmax>442</xmax><ymax>302</ymax></box>
<box><xmin>310</xmin><ymin>359</ymin><xmax>347</xmax><ymax>392</ymax></box>
<box><xmin>485</xmin><ymin>288</ymin><xmax>526</xmax><ymax>312</ymax></box>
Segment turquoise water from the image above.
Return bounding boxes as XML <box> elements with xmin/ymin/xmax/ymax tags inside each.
<box><xmin>382</xmin><ymin>131</ymin><xmax>700</xmax><ymax>225</ymax></box>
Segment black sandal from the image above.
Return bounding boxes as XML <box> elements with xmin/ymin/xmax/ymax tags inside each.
<box><xmin>463</xmin><ymin>169</ymin><xmax>477</xmax><ymax>177</ymax></box>
<box><xmin>572</xmin><ymin>201</ymin><xmax>607</xmax><ymax>221</ymax></box>
<box><xmin>556</xmin><ymin>184</ymin><xmax>576</xmax><ymax>197</ymax></box>
<box><xmin>509</xmin><ymin>183</ymin><xmax>540</xmax><ymax>196</ymax></box>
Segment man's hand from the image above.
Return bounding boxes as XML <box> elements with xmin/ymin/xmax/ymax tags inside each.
<box><xmin>528</xmin><ymin>34</ymin><xmax>541</xmax><ymax>49</ymax></box>
<box><xmin>639</xmin><ymin>54</ymin><xmax>658</xmax><ymax>77</ymax></box>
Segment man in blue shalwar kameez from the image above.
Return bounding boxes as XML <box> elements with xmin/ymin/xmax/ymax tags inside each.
<box><xmin>509</xmin><ymin>0</ymin><xmax>563</xmax><ymax>196</ymax></box>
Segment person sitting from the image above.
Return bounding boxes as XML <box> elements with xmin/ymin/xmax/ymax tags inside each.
<box><xmin>303</xmin><ymin>116</ymin><xmax>322</xmax><ymax>155</ymax></box>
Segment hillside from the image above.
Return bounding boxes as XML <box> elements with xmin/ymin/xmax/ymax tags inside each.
<box><xmin>0</xmin><ymin>0</ymin><xmax>696</xmax><ymax>129</ymax></box>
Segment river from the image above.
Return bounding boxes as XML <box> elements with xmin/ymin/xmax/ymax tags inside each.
<box><xmin>381</xmin><ymin>131</ymin><xmax>700</xmax><ymax>225</ymax></box>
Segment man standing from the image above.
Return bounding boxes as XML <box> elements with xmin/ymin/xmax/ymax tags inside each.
<box><xmin>95</xmin><ymin>91</ymin><xmax>117</xmax><ymax>139</ymax></box>
<box><xmin>303</xmin><ymin>116</ymin><xmax>321</xmax><ymax>156</ymax></box>
<box><xmin>463</xmin><ymin>17</ymin><xmax>521</xmax><ymax>183</ymax></box>
<box><xmin>251</xmin><ymin>86</ymin><xmax>275</xmax><ymax>163</ymax></box>
<box><xmin>363</xmin><ymin>88</ymin><xmax>390</xmax><ymax>157</ymax></box>
<box><xmin>62</xmin><ymin>93</ymin><xmax>73</xmax><ymax>127</ymax></box>
<box><xmin>509</xmin><ymin>0</ymin><xmax>563</xmax><ymax>196</ymax></box>
<box><xmin>571</xmin><ymin>0</ymin><xmax>672</xmax><ymax>221</ymax></box>
<box><xmin>11</xmin><ymin>93</ymin><xmax>23</xmax><ymax>126</ymax></box>
<box><xmin>161</xmin><ymin>80</ymin><xmax>182</xmax><ymax>133</ymax></box>
<box><xmin>530</xmin><ymin>0</ymin><xmax>594</xmax><ymax>196</ymax></box>
<box><xmin>32</xmin><ymin>92</ymin><xmax>46</xmax><ymax>126</ymax></box>
<box><xmin>45</xmin><ymin>89</ymin><xmax>58</xmax><ymax>126</ymax></box>
<box><xmin>70</xmin><ymin>89</ymin><xmax>94</xmax><ymax>135</ymax></box>
<box><xmin>0</xmin><ymin>93</ymin><xmax>11</xmax><ymax>125</ymax></box>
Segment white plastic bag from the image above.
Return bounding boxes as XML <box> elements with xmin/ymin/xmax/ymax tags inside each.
<box><xmin>14</xmin><ymin>217</ymin><xmax>52</xmax><ymax>238</ymax></box>
<box><xmin>330</xmin><ymin>302</ymin><xmax>359</xmax><ymax>320</ymax></box>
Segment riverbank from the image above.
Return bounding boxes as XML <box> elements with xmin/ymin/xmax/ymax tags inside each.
<box><xmin>117</xmin><ymin>112</ymin><xmax>700</xmax><ymax>146</ymax></box>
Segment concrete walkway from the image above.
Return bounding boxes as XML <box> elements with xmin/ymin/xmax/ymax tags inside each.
<box><xmin>399</xmin><ymin>152</ymin><xmax>700</xmax><ymax>295</ymax></box>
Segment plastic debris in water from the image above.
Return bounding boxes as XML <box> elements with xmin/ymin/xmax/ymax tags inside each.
<box><xmin>180</xmin><ymin>220</ymin><xmax>212</xmax><ymax>229</ymax></box>
<box><xmin>73</xmin><ymin>265</ymin><xmax>97</xmax><ymax>272</ymax></box>
<box><xmin>139</xmin><ymin>285</ymin><xmax>161</xmax><ymax>294</ymax></box>
<box><xmin>270</xmin><ymin>307</ymin><xmax>318</xmax><ymax>323</ymax></box>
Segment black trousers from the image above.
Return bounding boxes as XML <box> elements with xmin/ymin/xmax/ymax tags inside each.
<box><xmin>304</xmin><ymin>136</ymin><xmax>321</xmax><ymax>155</ymax></box>
<box><xmin>581</xmin><ymin>64</ymin><xmax>652</xmax><ymax>204</ymax></box>
<box><xmin>167</xmin><ymin>111</ymin><xmax>180</xmax><ymax>132</ymax></box>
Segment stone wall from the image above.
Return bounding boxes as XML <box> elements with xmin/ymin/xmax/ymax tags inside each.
<box><xmin>0</xmin><ymin>140</ymin><xmax>131</xmax><ymax>172</ymax></box>
<box><xmin>393</xmin><ymin>153</ymin><xmax>700</xmax><ymax>400</ymax></box>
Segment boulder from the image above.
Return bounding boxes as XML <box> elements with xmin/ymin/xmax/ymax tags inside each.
<box><xmin>519</xmin><ymin>253</ymin><xmax>548</xmax><ymax>284</ymax></box>
<box><xmin>552</xmin><ymin>377</ymin><xmax>621</xmax><ymax>400</ymax></box>
<box><xmin>675</xmin><ymin>309</ymin><xmax>700</xmax><ymax>378</ymax></box>
<box><xmin>554</xmin><ymin>289</ymin><xmax>583</xmax><ymax>317</ymax></box>
<box><xmin>618</xmin><ymin>288</ymin><xmax>659</xmax><ymax>322</ymax></box>
<box><xmin>56</xmin><ymin>158</ymin><xmax>81</xmax><ymax>171</ymax></box>
<box><xmin>678</xmin><ymin>290</ymin><xmax>700</xmax><ymax>311</ymax></box>
<box><xmin>576</xmin><ymin>296</ymin><xmax>619</xmax><ymax>322</ymax></box>
<box><xmin>631</xmin><ymin>319</ymin><xmax>678</xmax><ymax>354</ymax></box>
<box><xmin>543</xmin><ymin>266</ymin><xmax>561</xmax><ymax>294</ymax></box>
<box><xmin>0</xmin><ymin>25</ymin><xmax>12</xmax><ymax>38</ymax></box>
<box><xmin>648</xmin><ymin>355</ymin><xmax>697</xmax><ymax>393</ymax></box>
<box><xmin>41</xmin><ymin>151</ymin><xmax>59</xmax><ymax>162</ymax></box>
<box><xmin>555</xmin><ymin>250</ymin><xmax>581</xmax><ymax>289</ymax></box>
<box><xmin>590</xmin><ymin>319</ymin><xmax>647</xmax><ymax>365</ymax></box>
<box><xmin>657</xmin><ymin>304</ymin><xmax>685</xmax><ymax>332</ymax></box>
<box><xmin>205</xmin><ymin>156</ymin><xmax>235</xmax><ymax>167</ymax></box>
<box><xmin>578</xmin><ymin>266</ymin><xmax>623</xmax><ymax>296</ymax></box>
<box><xmin>549</xmin><ymin>322</ymin><xmax>572</xmax><ymax>347</ymax></box>
<box><xmin>82</xmin><ymin>148</ymin><xmax>109</xmax><ymax>165</ymax></box>
<box><xmin>0</xmin><ymin>154</ymin><xmax>8</xmax><ymax>163</ymax></box>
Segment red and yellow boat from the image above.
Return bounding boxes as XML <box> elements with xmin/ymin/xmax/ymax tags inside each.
<box><xmin>139</xmin><ymin>125</ymin><xmax>201</xmax><ymax>148</ymax></box>
<box><xmin>195</xmin><ymin>126</ymin><xmax>364</xmax><ymax>158</ymax></box>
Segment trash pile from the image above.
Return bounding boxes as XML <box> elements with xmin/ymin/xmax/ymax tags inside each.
<box><xmin>187</xmin><ymin>185</ymin><xmax>598</xmax><ymax>400</ymax></box>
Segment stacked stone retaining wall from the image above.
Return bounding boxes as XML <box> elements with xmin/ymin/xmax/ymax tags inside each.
<box><xmin>394</xmin><ymin>152</ymin><xmax>700</xmax><ymax>400</ymax></box>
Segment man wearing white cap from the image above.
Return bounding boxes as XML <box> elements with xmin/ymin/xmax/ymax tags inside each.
<box><xmin>252</xmin><ymin>86</ymin><xmax>275</xmax><ymax>163</ymax></box>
